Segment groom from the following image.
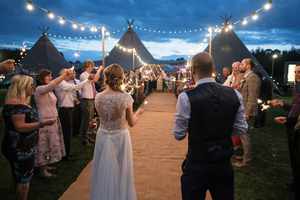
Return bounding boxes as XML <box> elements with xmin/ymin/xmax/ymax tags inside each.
<box><xmin>173</xmin><ymin>52</ymin><xmax>248</xmax><ymax>200</ymax></box>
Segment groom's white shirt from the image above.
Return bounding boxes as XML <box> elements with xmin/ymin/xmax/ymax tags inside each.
<box><xmin>173</xmin><ymin>78</ymin><xmax>248</xmax><ymax>140</ymax></box>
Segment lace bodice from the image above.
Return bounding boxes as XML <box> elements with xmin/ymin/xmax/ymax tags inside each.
<box><xmin>95</xmin><ymin>92</ymin><xmax>134</xmax><ymax>131</ymax></box>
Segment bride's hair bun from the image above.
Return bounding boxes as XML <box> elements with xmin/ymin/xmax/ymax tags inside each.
<box><xmin>104</xmin><ymin>64</ymin><xmax>124</xmax><ymax>92</ymax></box>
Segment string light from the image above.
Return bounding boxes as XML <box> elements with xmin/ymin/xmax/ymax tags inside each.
<box><xmin>47</xmin><ymin>11</ymin><xmax>55</xmax><ymax>19</ymax></box>
<box><xmin>72</xmin><ymin>23</ymin><xmax>78</xmax><ymax>29</ymax></box>
<box><xmin>272</xmin><ymin>54</ymin><xmax>278</xmax><ymax>59</ymax></box>
<box><xmin>24</xmin><ymin>0</ymin><xmax>272</xmax><ymax>39</ymax></box>
<box><xmin>59</xmin><ymin>17</ymin><xmax>65</xmax><ymax>25</ymax></box>
<box><xmin>26</xmin><ymin>0</ymin><xmax>34</xmax><ymax>11</ymax></box>
<box><xmin>115</xmin><ymin>43</ymin><xmax>148</xmax><ymax>65</ymax></box>
<box><xmin>242</xmin><ymin>19</ymin><xmax>248</xmax><ymax>26</ymax></box>
<box><xmin>16</xmin><ymin>42</ymin><xmax>29</xmax><ymax>64</ymax></box>
<box><xmin>264</xmin><ymin>0</ymin><xmax>272</xmax><ymax>10</ymax></box>
<box><xmin>252</xmin><ymin>13</ymin><xmax>259</xmax><ymax>21</ymax></box>
<box><xmin>90</xmin><ymin>26</ymin><xmax>98</xmax><ymax>32</ymax></box>
<box><xmin>73</xmin><ymin>52</ymin><xmax>80</xmax><ymax>58</ymax></box>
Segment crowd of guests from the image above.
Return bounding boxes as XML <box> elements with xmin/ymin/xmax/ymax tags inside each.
<box><xmin>174</xmin><ymin>56</ymin><xmax>299</xmax><ymax>199</ymax></box>
<box><xmin>0</xmin><ymin>59</ymin><xmax>159</xmax><ymax>200</ymax></box>
<box><xmin>1</xmin><ymin>55</ymin><xmax>299</xmax><ymax>199</ymax></box>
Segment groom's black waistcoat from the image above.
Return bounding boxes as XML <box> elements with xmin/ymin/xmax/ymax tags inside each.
<box><xmin>186</xmin><ymin>82</ymin><xmax>240</xmax><ymax>163</ymax></box>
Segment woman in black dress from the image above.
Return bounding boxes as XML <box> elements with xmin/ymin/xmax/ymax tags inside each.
<box><xmin>2</xmin><ymin>75</ymin><xmax>55</xmax><ymax>200</ymax></box>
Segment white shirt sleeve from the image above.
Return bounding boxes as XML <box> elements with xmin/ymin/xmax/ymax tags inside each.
<box><xmin>60</xmin><ymin>80</ymin><xmax>89</xmax><ymax>92</ymax></box>
<box><xmin>173</xmin><ymin>92</ymin><xmax>191</xmax><ymax>140</ymax></box>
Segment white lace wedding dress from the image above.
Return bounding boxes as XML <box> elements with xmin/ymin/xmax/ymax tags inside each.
<box><xmin>91</xmin><ymin>91</ymin><xmax>137</xmax><ymax>200</ymax></box>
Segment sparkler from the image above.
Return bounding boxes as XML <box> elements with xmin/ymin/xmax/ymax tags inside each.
<box><xmin>261</xmin><ymin>104</ymin><xmax>271</xmax><ymax>111</ymax></box>
<box><xmin>257</xmin><ymin>98</ymin><xmax>271</xmax><ymax>111</ymax></box>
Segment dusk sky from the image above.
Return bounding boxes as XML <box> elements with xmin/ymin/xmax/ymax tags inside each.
<box><xmin>0</xmin><ymin>0</ymin><xmax>299</xmax><ymax>61</ymax></box>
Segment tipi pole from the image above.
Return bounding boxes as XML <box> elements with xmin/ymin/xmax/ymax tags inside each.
<box><xmin>101</xmin><ymin>27</ymin><xmax>106</xmax><ymax>67</ymax></box>
<box><xmin>132</xmin><ymin>50</ymin><xmax>135</xmax><ymax>71</ymax></box>
<box><xmin>209</xmin><ymin>28</ymin><xmax>212</xmax><ymax>56</ymax></box>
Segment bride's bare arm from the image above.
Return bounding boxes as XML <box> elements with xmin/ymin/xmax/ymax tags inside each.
<box><xmin>126</xmin><ymin>104</ymin><xmax>143</xmax><ymax>127</ymax></box>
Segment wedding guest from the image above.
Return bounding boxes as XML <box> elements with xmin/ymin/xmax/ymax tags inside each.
<box><xmin>269</xmin><ymin>64</ymin><xmax>300</xmax><ymax>199</ymax></box>
<box><xmin>173</xmin><ymin>52</ymin><xmax>247</xmax><ymax>200</ymax></box>
<box><xmin>79</xmin><ymin>60</ymin><xmax>103</xmax><ymax>145</ymax></box>
<box><xmin>55</xmin><ymin>69</ymin><xmax>93</xmax><ymax>159</ymax></box>
<box><xmin>216</xmin><ymin>66</ymin><xmax>231</xmax><ymax>84</ymax></box>
<box><xmin>157</xmin><ymin>73</ymin><xmax>164</xmax><ymax>92</ymax></box>
<box><xmin>34</xmin><ymin>69</ymin><xmax>72</xmax><ymax>177</ymax></box>
<box><xmin>2</xmin><ymin>75</ymin><xmax>55</xmax><ymax>200</ymax></box>
<box><xmin>224</xmin><ymin>62</ymin><xmax>244</xmax><ymax>152</ymax></box>
<box><xmin>234</xmin><ymin>58</ymin><xmax>261</xmax><ymax>167</ymax></box>
<box><xmin>223</xmin><ymin>62</ymin><xmax>243</xmax><ymax>89</ymax></box>
<box><xmin>0</xmin><ymin>59</ymin><xmax>15</xmax><ymax>74</ymax></box>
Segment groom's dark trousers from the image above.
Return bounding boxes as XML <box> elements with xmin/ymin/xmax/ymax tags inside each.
<box><xmin>181</xmin><ymin>159</ymin><xmax>234</xmax><ymax>200</ymax></box>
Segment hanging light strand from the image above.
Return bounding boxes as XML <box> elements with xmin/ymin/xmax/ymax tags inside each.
<box><xmin>115</xmin><ymin>43</ymin><xmax>148</xmax><ymax>66</ymax></box>
<box><xmin>221</xmin><ymin>0</ymin><xmax>272</xmax><ymax>32</ymax></box>
<box><xmin>25</xmin><ymin>0</ymin><xmax>108</xmax><ymax>35</ymax></box>
<box><xmin>24</xmin><ymin>0</ymin><xmax>272</xmax><ymax>36</ymax></box>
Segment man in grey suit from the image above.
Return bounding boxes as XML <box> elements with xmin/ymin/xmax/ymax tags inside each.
<box><xmin>234</xmin><ymin>58</ymin><xmax>261</xmax><ymax>167</ymax></box>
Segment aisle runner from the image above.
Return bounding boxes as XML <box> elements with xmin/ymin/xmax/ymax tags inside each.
<box><xmin>59</xmin><ymin>92</ymin><xmax>211</xmax><ymax>200</ymax></box>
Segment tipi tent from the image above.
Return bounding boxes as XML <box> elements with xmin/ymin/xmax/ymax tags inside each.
<box><xmin>21</xmin><ymin>33</ymin><xmax>71</xmax><ymax>75</ymax></box>
<box><xmin>205</xmin><ymin>30</ymin><xmax>269</xmax><ymax>79</ymax></box>
<box><xmin>105</xmin><ymin>25</ymin><xmax>156</xmax><ymax>71</ymax></box>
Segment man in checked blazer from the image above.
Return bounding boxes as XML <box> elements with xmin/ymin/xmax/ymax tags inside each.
<box><xmin>234</xmin><ymin>58</ymin><xmax>261</xmax><ymax>167</ymax></box>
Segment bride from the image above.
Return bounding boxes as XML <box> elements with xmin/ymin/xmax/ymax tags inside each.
<box><xmin>91</xmin><ymin>64</ymin><xmax>143</xmax><ymax>200</ymax></box>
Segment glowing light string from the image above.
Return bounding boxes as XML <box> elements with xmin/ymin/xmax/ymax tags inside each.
<box><xmin>24</xmin><ymin>0</ymin><xmax>273</xmax><ymax>37</ymax></box>
<box><xmin>115</xmin><ymin>43</ymin><xmax>148</xmax><ymax>66</ymax></box>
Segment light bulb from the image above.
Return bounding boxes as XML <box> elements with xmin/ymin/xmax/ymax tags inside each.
<box><xmin>80</xmin><ymin>26</ymin><xmax>85</xmax><ymax>31</ymax></box>
<box><xmin>72</xmin><ymin>23</ymin><xmax>78</xmax><ymax>29</ymax></box>
<box><xmin>59</xmin><ymin>17</ymin><xmax>65</xmax><ymax>25</ymax></box>
<box><xmin>264</xmin><ymin>2</ymin><xmax>272</xmax><ymax>10</ymax></box>
<box><xmin>74</xmin><ymin>52</ymin><xmax>80</xmax><ymax>58</ymax></box>
<box><xmin>48</xmin><ymin>12</ymin><xmax>55</xmax><ymax>19</ymax></box>
<box><xmin>26</xmin><ymin>2</ymin><xmax>34</xmax><ymax>11</ymax></box>
<box><xmin>90</xmin><ymin>26</ymin><xmax>97</xmax><ymax>32</ymax></box>
<box><xmin>242</xmin><ymin>19</ymin><xmax>248</xmax><ymax>26</ymax></box>
<box><xmin>252</xmin><ymin>13</ymin><xmax>259</xmax><ymax>21</ymax></box>
<box><xmin>272</xmin><ymin>54</ymin><xmax>278</xmax><ymax>59</ymax></box>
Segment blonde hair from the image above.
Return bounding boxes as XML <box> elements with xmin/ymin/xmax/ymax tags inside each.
<box><xmin>6</xmin><ymin>75</ymin><xmax>34</xmax><ymax>104</ymax></box>
<box><xmin>104</xmin><ymin>64</ymin><xmax>124</xmax><ymax>92</ymax></box>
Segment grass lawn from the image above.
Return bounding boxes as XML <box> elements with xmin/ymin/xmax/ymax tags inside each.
<box><xmin>0</xmin><ymin>106</ymin><xmax>292</xmax><ymax>200</ymax></box>
<box><xmin>235</xmin><ymin>108</ymin><xmax>291</xmax><ymax>200</ymax></box>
